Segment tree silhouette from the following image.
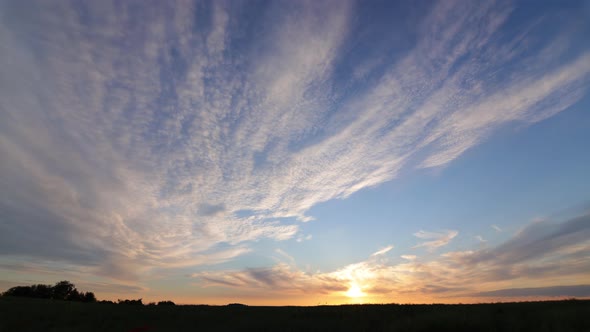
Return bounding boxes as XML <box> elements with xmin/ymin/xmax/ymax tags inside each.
<box><xmin>31</xmin><ymin>284</ymin><xmax>53</xmax><ymax>299</ymax></box>
<box><xmin>118</xmin><ymin>298</ymin><xmax>143</xmax><ymax>305</ymax></box>
<box><xmin>3</xmin><ymin>286</ymin><xmax>34</xmax><ymax>298</ymax></box>
<box><xmin>82</xmin><ymin>291</ymin><xmax>97</xmax><ymax>303</ymax></box>
<box><xmin>53</xmin><ymin>281</ymin><xmax>76</xmax><ymax>300</ymax></box>
<box><xmin>157</xmin><ymin>300</ymin><xmax>175</xmax><ymax>306</ymax></box>
<box><xmin>67</xmin><ymin>289</ymin><xmax>79</xmax><ymax>301</ymax></box>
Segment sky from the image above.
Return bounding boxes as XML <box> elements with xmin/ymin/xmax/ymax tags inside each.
<box><xmin>1</xmin><ymin>0</ymin><xmax>590</xmax><ymax>305</ymax></box>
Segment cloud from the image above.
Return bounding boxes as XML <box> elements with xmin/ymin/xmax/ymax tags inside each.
<box><xmin>413</xmin><ymin>230</ymin><xmax>458</xmax><ymax>250</ymax></box>
<box><xmin>197</xmin><ymin>263</ymin><xmax>348</xmax><ymax>294</ymax></box>
<box><xmin>492</xmin><ymin>225</ymin><xmax>502</xmax><ymax>232</ymax></box>
<box><xmin>472</xmin><ymin>285</ymin><xmax>590</xmax><ymax>298</ymax></box>
<box><xmin>467</xmin><ymin>214</ymin><xmax>590</xmax><ymax>266</ymax></box>
<box><xmin>76</xmin><ymin>281</ymin><xmax>147</xmax><ymax>295</ymax></box>
<box><xmin>296</xmin><ymin>234</ymin><xmax>312</xmax><ymax>243</ymax></box>
<box><xmin>371</xmin><ymin>246</ymin><xmax>394</xmax><ymax>257</ymax></box>
<box><xmin>475</xmin><ymin>235</ymin><xmax>487</xmax><ymax>243</ymax></box>
<box><xmin>1</xmin><ymin>0</ymin><xmax>589</xmax><ymax>287</ymax></box>
<box><xmin>195</xmin><ymin>213</ymin><xmax>590</xmax><ymax>301</ymax></box>
<box><xmin>275</xmin><ymin>248</ymin><xmax>296</xmax><ymax>267</ymax></box>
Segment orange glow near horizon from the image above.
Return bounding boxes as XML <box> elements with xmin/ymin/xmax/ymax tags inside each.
<box><xmin>94</xmin><ymin>289</ymin><xmax>589</xmax><ymax>307</ymax></box>
<box><xmin>91</xmin><ymin>284</ymin><xmax>590</xmax><ymax>307</ymax></box>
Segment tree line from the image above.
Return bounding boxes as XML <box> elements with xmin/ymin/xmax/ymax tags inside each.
<box><xmin>1</xmin><ymin>281</ymin><xmax>175</xmax><ymax>306</ymax></box>
<box><xmin>2</xmin><ymin>281</ymin><xmax>96</xmax><ymax>302</ymax></box>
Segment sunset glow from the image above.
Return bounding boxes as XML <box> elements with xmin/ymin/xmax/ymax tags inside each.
<box><xmin>1</xmin><ymin>0</ymin><xmax>589</xmax><ymax>305</ymax></box>
<box><xmin>346</xmin><ymin>284</ymin><xmax>365</xmax><ymax>299</ymax></box>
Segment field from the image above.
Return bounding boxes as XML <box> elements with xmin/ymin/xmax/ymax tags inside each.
<box><xmin>1</xmin><ymin>297</ymin><xmax>589</xmax><ymax>332</ymax></box>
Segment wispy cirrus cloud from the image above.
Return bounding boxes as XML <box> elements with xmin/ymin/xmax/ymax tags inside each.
<box><xmin>371</xmin><ymin>246</ymin><xmax>394</xmax><ymax>257</ymax></box>
<box><xmin>0</xmin><ymin>0</ymin><xmax>589</xmax><ymax>291</ymax></box>
<box><xmin>475</xmin><ymin>235</ymin><xmax>487</xmax><ymax>243</ymax></box>
<box><xmin>413</xmin><ymin>230</ymin><xmax>459</xmax><ymax>250</ymax></box>
<box><xmin>472</xmin><ymin>285</ymin><xmax>590</xmax><ymax>298</ymax></box>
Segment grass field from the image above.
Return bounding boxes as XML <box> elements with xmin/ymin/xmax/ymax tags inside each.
<box><xmin>1</xmin><ymin>297</ymin><xmax>589</xmax><ymax>331</ymax></box>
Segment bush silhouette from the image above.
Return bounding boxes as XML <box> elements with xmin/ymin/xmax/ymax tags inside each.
<box><xmin>118</xmin><ymin>298</ymin><xmax>143</xmax><ymax>305</ymax></box>
<box><xmin>157</xmin><ymin>300</ymin><xmax>175</xmax><ymax>306</ymax></box>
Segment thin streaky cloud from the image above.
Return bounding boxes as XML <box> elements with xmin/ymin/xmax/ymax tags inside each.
<box><xmin>275</xmin><ymin>248</ymin><xmax>296</xmax><ymax>267</ymax></box>
<box><xmin>371</xmin><ymin>246</ymin><xmax>394</xmax><ymax>257</ymax></box>
<box><xmin>413</xmin><ymin>230</ymin><xmax>459</xmax><ymax>250</ymax></box>
<box><xmin>475</xmin><ymin>236</ymin><xmax>487</xmax><ymax>243</ymax></box>
<box><xmin>472</xmin><ymin>285</ymin><xmax>590</xmax><ymax>298</ymax></box>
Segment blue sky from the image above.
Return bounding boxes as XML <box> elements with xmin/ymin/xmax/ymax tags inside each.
<box><xmin>0</xmin><ymin>0</ymin><xmax>589</xmax><ymax>304</ymax></box>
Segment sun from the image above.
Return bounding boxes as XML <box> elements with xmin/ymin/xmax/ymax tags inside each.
<box><xmin>345</xmin><ymin>283</ymin><xmax>366</xmax><ymax>299</ymax></box>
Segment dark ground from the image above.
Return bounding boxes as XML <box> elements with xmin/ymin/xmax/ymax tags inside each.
<box><xmin>1</xmin><ymin>297</ymin><xmax>589</xmax><ymax>332</ymax></box>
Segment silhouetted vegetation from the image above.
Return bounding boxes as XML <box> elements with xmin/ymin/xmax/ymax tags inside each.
<box><xmin>227</xmin><ymin>302</ymin><xmax>247</xmax><ymax>307</ymax></box>
<box><xmin>1</xmin><ymin>282</ymin><xmax>588</xmax><ymax>331</ymax></box>
<box><xmin>157</xmin><ymin>300</ymin><xmax>175</xmax><ymax>306</ymax></box>
<box><xmin>118</xmin><ymin>298</ymin><xmax>143</xmax><ymax>305</ymax></box>
<box><xmin>0</xmin><ymin>296</ymin><xmax>589</xmax><ymax>332</ymax></box>
<box><xmin>2</xmin><ymin>281</ymin><xmax>96</xmax><ymax>303</ymax></box>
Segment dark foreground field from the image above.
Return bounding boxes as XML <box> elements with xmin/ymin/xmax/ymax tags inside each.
<box><xmin>1</xmin><ymin>297</ymin><xmax>589</xmax><ymax>332</ymax></box>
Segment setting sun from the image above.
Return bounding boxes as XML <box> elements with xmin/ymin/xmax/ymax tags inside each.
<box><xmin>346</xmin><ymin>283</ymin><xmax>366</xmax><ymax>299</ymax></box>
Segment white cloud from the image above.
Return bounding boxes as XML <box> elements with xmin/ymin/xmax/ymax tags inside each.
<box><xmin>371</xmin><ymin>245</ymin><xmax>394</xmax><ymax>257</ymax></box>
<box><xmin>413</xmin><ymin>230</ymin><xmax>459</xmax><ymax>250</ymax></box>
<box><xmin>475</xmin><ymin>235</ymin><xmax>487</xmax><ymax>243</ymax></box>
<box><xmin>206</xmin><ymin>2</ymin><xmax>229</xmax><ymax>58</ymax></box>
<box><xmin>492</xmin><ymin>225</ymin><xmax>502</xmax><ymax>232</ymax></box>
<box><xmin>296</xmin><ymin>234</ymin><xmax>313</xmax><ymax>243</ymax></box>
